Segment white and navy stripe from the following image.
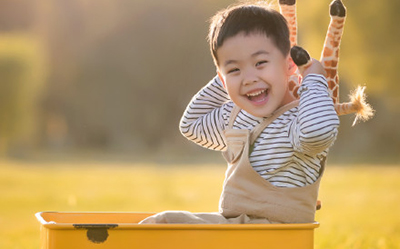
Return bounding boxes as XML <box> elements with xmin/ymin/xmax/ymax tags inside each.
<box><xmin>180</xmin><ymin>74</ymin><xmax>339</xmax><ymax>187</ymax></box>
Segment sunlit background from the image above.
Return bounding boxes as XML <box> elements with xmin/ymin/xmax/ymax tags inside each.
<box><xmin>0</xmin><ymin>0</ymin><xmax>398</xmax><ymax>163</ymax></box>
<box><xmin>1</xmin><ymin>0</ymin><xmax>399</xmax><ymax>248</ymax></box>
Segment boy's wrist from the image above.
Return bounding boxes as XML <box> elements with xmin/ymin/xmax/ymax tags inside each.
<box><xmin>298</xmin><ymin>74</ymin><xmax>328</xmax><ymax>95</ymax></box>
<box><xmin>303</xmin><ymin>74</ymin><xmax>327</xmax><ymax>84</ymax></box>
<box><xmin>301</xmin><ymin>58</ymin><xmax>326</xmax><ymax>78</ymax></box>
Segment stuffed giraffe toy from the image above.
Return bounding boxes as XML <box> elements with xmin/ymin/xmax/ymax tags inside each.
<box><xmin>280</xmin><ymin>0</ymin><xmax>374</xmax><ymax>125</ymax></box>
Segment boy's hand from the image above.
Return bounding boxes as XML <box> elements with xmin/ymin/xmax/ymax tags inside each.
<box><xmin>290</xmin><ymin>46</ymin><xmax>326</xmax><ymax>77</ymax></box>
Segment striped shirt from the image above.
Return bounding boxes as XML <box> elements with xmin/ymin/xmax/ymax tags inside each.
<box><xmin>179</xmin><ymin>74</ymin><xmax>339</xmax><ymax>187</ymax></box>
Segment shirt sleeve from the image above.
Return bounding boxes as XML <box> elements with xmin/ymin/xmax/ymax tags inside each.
<box><xmin>179</xmin><ymin>75</ymin><xmax>230</xmax><ymax>151</ymax></box>
<box><xmin>290</xmin><ymin>74</ymin><xmax>340</xmax><ymax>156</ymax></box>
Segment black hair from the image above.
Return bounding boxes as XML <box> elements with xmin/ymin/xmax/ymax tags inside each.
<box><xmin>208</xmin><ymin>3</ymin><xmax>290</xmax><ymax>65</ymax></box>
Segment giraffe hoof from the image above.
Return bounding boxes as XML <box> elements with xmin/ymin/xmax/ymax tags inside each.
<box><xmin>290</xmin><ymin>46</ymin><xmax>310</xmax><ymax>66</ymax></box>
<box><xmin>330</xmin><ymin>0</ymin><xmax>346</xmax><ymax>17</ymax></box>
<box><xmin>279</xmin><ymin>0</ymin><xmax>296</xmax><ymax>5</ymax></box>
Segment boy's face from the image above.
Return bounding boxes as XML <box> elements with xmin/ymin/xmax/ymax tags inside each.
<box><xmin>217</xmin><ymin>32</ymin><xmax>295</xmax><ymax>117</ymax></box>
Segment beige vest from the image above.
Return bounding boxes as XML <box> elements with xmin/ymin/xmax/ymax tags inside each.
<box><xmin>219</xmin><ymin>100</ymin><xmax>324</xmax><ymax>223</ymax></box>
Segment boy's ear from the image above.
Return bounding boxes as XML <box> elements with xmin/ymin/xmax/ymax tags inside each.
<box><xmin>217</xmin><ymin>70</ymin><xmax>226</xmax><ymax>88</ymax></box>
<box><xmin>287</xmin><ymin>56</ymin><xmax>297</xmax><ymax>75</ymax></box>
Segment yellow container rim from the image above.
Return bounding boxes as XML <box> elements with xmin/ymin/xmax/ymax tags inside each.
<box><xmin>36</xmin><ymin>212</ymin><xmax>320</xmax><ymax>231</ymax></box>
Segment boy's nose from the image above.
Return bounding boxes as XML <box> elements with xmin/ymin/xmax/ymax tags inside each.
<box><xmin>243</xmin><ymin>74</ymin><xmax>258</xmax><ymax>85</ymax></box>
<box><xmin>242</xmin><ymin>67</ymin><xmax>259</xmax><ymax>85</ymax></box>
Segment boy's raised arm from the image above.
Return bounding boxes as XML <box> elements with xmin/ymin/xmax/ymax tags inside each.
<box><xmin>292</xmin><ymin>73</ymin><xmax>339</xmax><ymax>156</ymax></box>
<box><xmin>179</xmin><ymin>76</ymin><xmax>230</xmax><ymax>151</ymax></box>
<box><xmin>290</xmin><ymin>48</ymin><xmax>340</xmax><ymax>156</ymax></box>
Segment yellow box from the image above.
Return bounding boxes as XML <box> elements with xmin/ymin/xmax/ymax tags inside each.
<box><xmin>36</xmin><ymin>212</ymin><xmax>319</xmax><ymax>249</ymax></box>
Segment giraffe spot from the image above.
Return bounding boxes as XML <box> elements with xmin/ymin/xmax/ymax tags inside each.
<box><xmin>323</xmin><ymin>47</ymin><xmax>333</xmax><ymax>57</ymax></box>
<box><xmin>324</xmin><ymin>60</ymin><xmax>338</xmax><ymax>68</ymax></box>
<box><xmin>293</xmin><ymin>86</ymin><xmax>299</xmax><ymax>98</ymax></box>
<box><xmin>333</xmin><ymin>41</ymin><xmax>339</xmax><ymax>47</ymax></box>
<box><xmin>288</xmin><ymin>81</ymin><xmax>296</xmax><ymax>91</ymax></box>
<box><xmin>328</xmin><ymin>80</ymin><xmax>336</xmax><ymax>89</ymax></box>
<box><xmin>337</xmin><ymin>23</ymin><xmax>344</xmax><ymax>29</ymax></box>
<box><xmin>336</xmin><ymin>19</ymin><xmax>345</xmax><ymax>24</ymax></box>
<box><xmin>326</xmin><ymin>69</ymin><xmax>337</xmax><ymax>79</ymax></box>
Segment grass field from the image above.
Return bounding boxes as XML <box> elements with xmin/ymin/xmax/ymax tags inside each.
<box><xmin>1</xmin><ymin>160</ymin><xmax>400</xmax><ymax>249</ymax></box>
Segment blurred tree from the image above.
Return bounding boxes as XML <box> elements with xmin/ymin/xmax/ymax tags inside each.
<box><xmin>0</xmin><ymin>34</ymin><xmax>47</xmax><ymax>156</ymax></box>
<box><xmin>36</xmin><ymin>0</ymin><xmax>225</xmax><ymax>152</ymax></box>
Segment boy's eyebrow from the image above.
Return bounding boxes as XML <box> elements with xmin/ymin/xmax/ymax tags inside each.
<box><xmin>223</xmin><ymin>50</ymin><xmax>270</xmax><ymax>67</ymax></box>
<box><xmin>223</xmin><ymin>59</ymin><xmax>238</xmax><ymax>67</ymax></box>
<box><xmin>252</xmin><ymin>50</ymin><xmax>269</xmax><ymax>57</ymax></box>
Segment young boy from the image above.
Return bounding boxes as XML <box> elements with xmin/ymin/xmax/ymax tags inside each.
<box><xmin>140</xmin><ymin>2</ymin><xmax>339</xmax><ymax>224</ymax></box>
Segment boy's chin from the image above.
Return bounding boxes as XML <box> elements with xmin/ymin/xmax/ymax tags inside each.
<box><xmin>239</xmin><ymin>104</ymin><xmax>275</xmax><ymax>118</ymax></box>
<box><xmin>246</xmin><ymin>109</ymin><xmax>274</xmax><ymax>118</ymax></box>
<box><xmin>234</xmin><ymin>97</ymin><xmax>274</xmax><ymax>118</ymax></box>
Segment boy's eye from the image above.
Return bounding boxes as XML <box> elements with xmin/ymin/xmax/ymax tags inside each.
<box><xmin>227</xmin><ymin>68</ymin><xmax>240</xmax><ymax>74</ymax></box>
<box><xmin>256</xmin><ymin>60</ymin><xmax>268</xmax><ymax>67</ymax></box>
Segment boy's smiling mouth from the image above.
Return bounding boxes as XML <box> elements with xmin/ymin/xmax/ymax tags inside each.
<box><xmin>246</xmin><ymin>88</ymin><xmax>269</xmax><ymax>103</ymax></box>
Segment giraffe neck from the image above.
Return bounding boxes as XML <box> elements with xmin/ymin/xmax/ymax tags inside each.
<box><xmin>320</xmin><ymin>0</ymin><xmax>346</xmax><ymax>104</ymax></box>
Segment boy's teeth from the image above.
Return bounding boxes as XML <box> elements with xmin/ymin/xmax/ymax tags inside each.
<box><xmin>247</xmin><ymin>89</ymin><xmax>265</xmax><ymax>97</ymax></box>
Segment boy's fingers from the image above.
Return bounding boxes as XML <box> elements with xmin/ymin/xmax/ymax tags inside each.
<box><xmin>290</xmin><ymin>46</ymin><xmax>311</xmax><ymax>67</ymax></box>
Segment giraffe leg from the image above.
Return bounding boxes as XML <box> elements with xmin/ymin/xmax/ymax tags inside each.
<box><xmin>323</xmin><ymin>1</ymin><xmax>374</xmax><ymax>123</ymax></box>
<box><xmin>279</xmin><ymin>0</ymin><xmax>297</xmax><ymax>47</ymax></box>
<box><xmin>320</xmin><ymin>0</ymin><xmax>346</xmax><ymax>104</ymax></box>
<box><xmin>279</xmin><ymin>0</ymin><xmax>300</xmax><ymax>100</ymax></box>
